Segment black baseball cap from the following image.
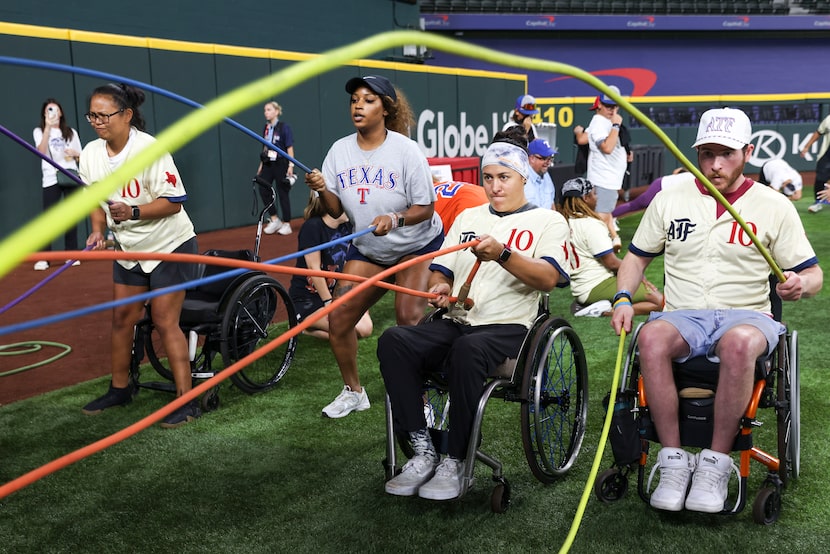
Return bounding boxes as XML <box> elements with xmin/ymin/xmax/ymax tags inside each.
<box><xmin>345</xmin><ymin>75</ymin><xmax>397</xmax><ymax>102</ymax></box>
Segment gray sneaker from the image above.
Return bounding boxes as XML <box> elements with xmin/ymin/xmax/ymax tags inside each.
<box><xmin>418</xmin><ymin>457</ymin><xmax>466</xmax><ymax>501</ymax></box>
<box><xmin>321</xmin><ymin>385</ymin><xmax>370</xmax><ymax>418</ymax></box>
<box><xmin>385</xmin><ymin>455</ymin><xmax>437</xmax><ymax>496</ymax></box>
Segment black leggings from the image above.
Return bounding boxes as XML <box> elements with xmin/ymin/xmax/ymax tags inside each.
<box><xmin>42</xmin><ymin>184</ymin><xmax>80</xmax><ymax>251</ymax></box>
<box><xmin>257</xmin><ymin>159</ymin><xmax>291</xmax><ymax>221</ymax></box>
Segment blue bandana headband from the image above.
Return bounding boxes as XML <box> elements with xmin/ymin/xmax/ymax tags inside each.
<box><xmin>481</xmin><ymin>142</ymin><xmax>529</xmax><ymax>180</ymax></box>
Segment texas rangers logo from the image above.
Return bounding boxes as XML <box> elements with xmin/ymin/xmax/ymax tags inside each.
<box><xmin>165</xmin><ymin>171</ymin><xmax>177</xmax><ymax>186</ymax></box>
<box><xmin>667</xmin><ymin>218</ymin><xmax>696</xmax><ymax>242</ymax></box>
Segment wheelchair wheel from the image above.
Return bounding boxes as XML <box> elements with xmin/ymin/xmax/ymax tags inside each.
<box><xmin>490</xmin><ymin>478</ymin><xmax>511</xmax><ymax>513</ymax></box>
<box><xmin>594</xmin><ymin>468</ymin><xmax>629</xmax><ymax>503</ymax></box>
<box><xmin>752</xmin><ymin>485</ymin><xmax>781</xmax><ymax>525</ymax></box>
<box><xmin>220</xmin><ymin>274</ymin><xmax>298</xmax><ymax>394</ymax></box>
<box><xmin>777</xmin><ymin>330</ymin><xmax>800</xmax><ymax>483</ymax></box>
<box><xmin>521</xmin><ymin>318</ymin><xmax>588</xmax><ymax>483</ymax></box>
<box><xmin>142</xmin><ymin>318</ymin><xmax>173</xmax><ymax>381</ymax></box>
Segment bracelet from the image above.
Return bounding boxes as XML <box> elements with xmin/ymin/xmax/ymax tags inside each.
<box><xmin>387</xmin><ymin>212</ymin><xmax>398</xmax><ymax>230</ymax></box>
<box><xmin>613</xmin><ymin>290</ymin><xmax>632</xmax><ymax>303</ymax></box>
<box><xmin>613</xmin><ymin>299</ymin><xmax>632</xmax><ymax>309</ymax></box>
<box><xmin>323</xmin><ymin>298</ymin><xmax>333</xmax><ymax>305</ymax></box>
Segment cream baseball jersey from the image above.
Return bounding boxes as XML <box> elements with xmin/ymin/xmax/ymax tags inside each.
<box><xmin>567</xmin><ymin>216</ymin><xmax>615</xmax><ymax>303</ymax></box>
<box><xmin>431</xmin><ymin>204</ymin><xmax>570</xmax><ymax>327</ymax></box>
<box><xmin>80</xmin><ymin>129</ymin><xmax>195</xmax><ymax>272</ymax></box>
<box><xmin>631</xmin><ymin>173</ymin><xmax>817</xmax><ymax>313</ymax></box>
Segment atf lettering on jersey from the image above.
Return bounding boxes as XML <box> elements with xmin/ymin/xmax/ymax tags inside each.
<box><xmin>335</xmin><ymin>165</ymin><xmax>399</xmax><ymax>191</ymax></box>
<box><xmin>667</xmin><ymin>218</ymin><xmax>696</xmax><ymax>242</ymax></box>
<box><xmin>459</xmin><ymin>231</ymin><xmax>478</xmax><ymax>244</ymax></box>
<box><xmin>704</xmin><ymin>116</ymin><xmax>735</xmax><ymax>135</ymax></box>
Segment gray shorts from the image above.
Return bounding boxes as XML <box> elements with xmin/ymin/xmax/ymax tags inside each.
<box><xmin>647</xmin><ymin>309</ymin><xmax>785</xmax><ymax>363</ymax></box>
<box><xmin>594</xmin><ymin>186</ymin><xmax>619</xmax><ymax>214</ymax></box>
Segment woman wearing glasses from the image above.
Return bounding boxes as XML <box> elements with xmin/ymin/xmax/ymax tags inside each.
<box><xmin>79</xmin><ymin>83</ymin><xmax>200</xmax><ymax>429</ymax></box>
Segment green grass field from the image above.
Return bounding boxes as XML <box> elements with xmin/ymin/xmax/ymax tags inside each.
<box><xmin>1</xmin><ymin>196</ymin><xmax>829</xmax><ymax>553</ymax></box>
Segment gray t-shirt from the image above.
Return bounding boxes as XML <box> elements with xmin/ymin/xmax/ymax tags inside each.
<box><xmin>322</xmin><ymin>130</ymin><xmax>443</xmax><ymax>265</ymax></box>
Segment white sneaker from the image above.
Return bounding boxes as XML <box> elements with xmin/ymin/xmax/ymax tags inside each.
<box><xmin>574</xmin><ymin>299</ymin><xmax>612</xmax><ymax>317</ymax></box>
<box><xmin>649</xmin><ymin>447</ymin><xmax>694</xmax><ymax>512</ymax></box>
<box><xmin>808</xmin><ymin>202</ymin><xmax>825</xmax><ymax>213</ymax></box>
<box><xmin>321</xmin><ymin>385</ymin><xmax>370</xmax><ymax>418</ymax></box>
<box><xmin>264</xmin><ymin>218</ymin><xmax>282</xmax><ymax>234</ymax></box>
<box><xmin>67</xmin><ymin>260</ymin><xmax>81</xmax><ymax>267</ymax></box>
<box><xmin>385</xmin><ymin>454</ymin><xmax>437</xmax><ymax>496</ymax></box>
<box><xmin>277</xmin><ymin>222</ymin><xmax>293</xmax><ymax>235</ymax></box>
<box><xmin>685</xmin><ymin>448</ymin><xmax>732</xmax><ymax>513</ymax></box>
<box><xmin>419</xmin><ymin>457</ymin><xmax>466</xmax><ymax>500</ymax></box>
<box><xmin>33</xmin><ymin>260</ymin><xmax>50</xmax><ymax>271</ymax></box>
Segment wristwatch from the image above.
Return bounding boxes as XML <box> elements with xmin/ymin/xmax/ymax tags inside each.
<box><xmin>497</xmin><ymin>244</ymin><xmax>512</xmax><ymax>264</ymax></box>
<box><xmin>130</xmin><ymin>205</ymin><xmax>141</xmax><ymax>220</ymax></box>
<box><xmin>397</xmin><ymin>214</ymin><xmax>405</xmax><ymax>228</ymax></box>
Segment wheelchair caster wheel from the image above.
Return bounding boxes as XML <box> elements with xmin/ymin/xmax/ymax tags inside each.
<box><xmin>201</xmin><ymin>388</ymin><xmax>220</xmax><ymax>412</ymax></box>
<box><xmin>490</xmin><ymin>479</ymin><xmax>511</xmax><ymax>513</ymax></box>
<box><xmin>594</xmin><ymin>468</ymin><xmax>628</xmax><ymax>503</ymax></box>
<box><xmin>752</xmin><ymin>486</ymin><xmax>781</xmax><ymax>525</ymax></box>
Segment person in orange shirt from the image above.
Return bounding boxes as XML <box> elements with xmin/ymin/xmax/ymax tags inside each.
<box><xmin>432</xmin><ymin>176</ymin><xmax>488</xmax><ymax>234</ymax></box>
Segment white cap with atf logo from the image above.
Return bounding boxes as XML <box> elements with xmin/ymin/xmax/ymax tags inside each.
<box><xmin>692</xmin><ymin>107</ymin><xmax>752</xmax><ymax>150</ymax></box>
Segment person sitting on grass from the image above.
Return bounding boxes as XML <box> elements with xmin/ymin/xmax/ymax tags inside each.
<box><xmin>560</xmin><ymin>177</ymin><xmax>663</xmax><ymax>317</ymax></box>
<box><xmin>377</xmin><ymin>128</ymin><xmax>571</xmax><ymax>501</ymax></box>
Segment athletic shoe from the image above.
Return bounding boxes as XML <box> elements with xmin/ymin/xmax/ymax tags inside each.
<box><xmin>82</xmin><ymin>381</ymin><xmax>138</xmax><ymax>415</ymax></box>
<box><xmin>33</xmin><ymin>260</ymin><xmax>50</xmax><ymax>271</ymax></box>
<box><xmin>321</xmin><ymin>385</ymin><xmax>370</xmax><ymax>418</ymax></box>
<box><xmin>66</xmin><ymin>260</ymin><xmax>81</xmax><ymax>267</ymax></box>
<box><xmin>574</xmin><ymin>299</ymin><xmax>612</xmax><ymax>317</ymax></box>
<box><xmin>419</xmin><ymin>456</ymin><xmax>466</xmax><ymax>500</ymax></box>
<box><xmin>649</xmin><ymin>447</ymin><xmax>694</xmax><ymax>512</ymax></box>
<box><xmin>807</xmin><ymin>201</ymin><xmax>828</xmax><ymax>213</ymax></box>
<box><xmin>385</xmin><ymin>454</ymin><xmax>437</xmax><ymax>496</ymax></box>
<box><xmin>160</xmin><ymin>400</ymin><xmax>202</xmax><ymax>429</ymax></box>
<box><xmin>685</xmin><ymin>448</ymin><xmax>733</xmax><ymax>513</ymax></box>
<box><xmin>277</xmin><ymin>222</ymin><xmax>293</xmax><ymax>235</ymax></box>
<box><xmin>264</xmin><ymin>218</ymin><xmax>283</xmax><ymax>234</ymax></box>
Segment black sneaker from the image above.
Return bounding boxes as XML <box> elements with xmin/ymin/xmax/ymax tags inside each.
<box><xmin>82</xmin><ymin>382</ymin><xmax>137</xmax><ymax>415</ymax></box>
<box><xmin>160</xmin><ymin>400</ymin><xmax>202</xmax><ymax>429</ymax></box>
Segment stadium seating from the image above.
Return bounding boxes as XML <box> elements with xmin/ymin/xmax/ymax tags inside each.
<box><xmin>419</xmin><ymin>0</ymin><xmax>815</xmax><ymax>14</ymax></box>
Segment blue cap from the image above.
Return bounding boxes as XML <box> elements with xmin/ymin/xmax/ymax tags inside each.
<box><xmin>528</xmin><ymin>138</ymin><xmax>557</xmax><ymax>157</ymax></box>
<box><xmin>515</xmin><ymin>94</ymin><xmax>539</xmax><ymax>115</ymax></box>
<box><xmin>599</xmin><ymin>85</ymin><xmax>621</xmax><ymax>106</ymax></box>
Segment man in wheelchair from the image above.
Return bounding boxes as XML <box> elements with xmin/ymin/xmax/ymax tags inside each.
<box><xmin>611</xmin><ymin>107</ymin><xmax>822</xmax><ymax>513</ymax></box>
<box><xmin>377</xmin><ymin>131</ymin><xmax>571</xmax><ymax>500</ymax></box>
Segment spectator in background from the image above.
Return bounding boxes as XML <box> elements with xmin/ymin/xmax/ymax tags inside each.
<box><xmin>758</xmin><ymin>158</ymin><xmax>803</xmax><ymax>201</ymax></box>
<box><xmin>289</xmin><ymin>191</ymin><xmax>373</xmax><ymax>341</ymax></box>
<box><xmin>572</xmin><ymin>96</ymin><xmax>599</xmax><ymax>177</ymax></box>
<box><xmin>32</xmin><ymin>98</ymin><xmax>83</xmax><ymax>271</ymax></box>
<box><xmin>799</xmin><ymin>112</ymin><xmax>830</xmax><ymax>212</ymax></box>
<box><xmin>305</xmin><ymin>74</ymin><xmax>444</xmax><ymax>419</ymax></box>
<box><xmin>586</xmin><ymin>86</ymin><xmax>627</xmax><ymax>251</ymax></box>
<box><xmin>255</xmin><ymin>100</ymin><xmax>296</xmax><ymax>235</ymax></box>
<box><xmin>526</xmin><ymin>138</ymin><xmax>557</xmax><ymax>210</ymax></box>
<box><xmin>560</xmin><ymin>177</ymin><xmax>663</xmax><ymax>317</ymax></box>
<box><xmin>432</xmin><ymin>176</ymin><xmax>488</xmax><ymax>234</ymax></box>
<box><xmin>503</xmin><ymin>94</ymin><xmax>539</xmax><ymax>142</ymax></box>
<box><xmin>612</xmin><ymin>168</ymin><xmax>689</xmax><ymax>219</ymax></box>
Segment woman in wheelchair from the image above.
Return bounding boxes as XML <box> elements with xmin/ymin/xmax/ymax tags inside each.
<box><xmin>378</xmin><ymin>131</ymin><xmax>571</xmax><ymax>500</ymax></box>
<box><xmin>611</xmin><ymin>107</ymin><xmax>822</xmax><ymax>513</ymax></box>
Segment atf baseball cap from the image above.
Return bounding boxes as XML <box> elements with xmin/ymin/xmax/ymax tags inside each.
<box><xmin>528</xmin><ymin>138</ymin><xmax>557</xmax><ymax>158</ymax></box>
<box><xmin>599</xmin><ymin>85</ymin><xmax>621</xmax><ymax>106</ymax></box>
<box><xmin>692</xmin><ymin>107</ymin><xmax>752</xmax><ymax>150</ymax></box>
<box><xmin>561</xmin><ymin>177</ymin><xmax>594</xmax><ymax>198</ymax></box>
<box><xmin>345</xmin><ymin>75</ymin><xmax>397</xmax><ymax>101</ymax></box>
<box><xmin>515</xmin><ymin>94</ymin><xmax>539</xmax><ymax>115</ymax></box>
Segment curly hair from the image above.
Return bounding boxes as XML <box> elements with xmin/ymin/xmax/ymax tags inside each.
<box><xmin>382</xmin><ymin>88</ymin><xmax>415</xmax><ymax>137</ymax></box>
